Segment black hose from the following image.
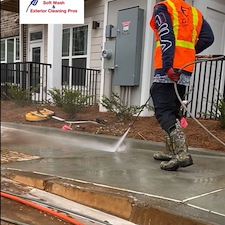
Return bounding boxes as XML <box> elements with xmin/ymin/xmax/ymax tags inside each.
<box><xmin>175</xmin><ymin>55</ymin><xmax>225</xmax><ymax>147</ymax></box>
<box><xmin>129</xmin><ymin>95</ymin><xmax>152</xmax><ymax>128</ymax></box>
<box><xmin>174</xmin><ymin>82</ymin><xmax>225</xmax><ymax>147</ymax></box>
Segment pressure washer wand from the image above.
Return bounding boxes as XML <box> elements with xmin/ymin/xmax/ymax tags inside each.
<box><xmin>129</xmin><ymin>95</ymin><xmax>152</xmax><ymax>128</ymax></box>
<box><xmin>114</xmin><ymin>95</ymin><xmax>152</xmax><ymax>152</ymax></box>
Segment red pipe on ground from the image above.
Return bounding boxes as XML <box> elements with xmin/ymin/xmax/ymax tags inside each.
<box><xmin>1</xmin><ymin>191</ymin><xmax>85</xmax><ymax>225</ymax></box>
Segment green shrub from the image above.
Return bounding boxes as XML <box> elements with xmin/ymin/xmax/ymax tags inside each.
<box><xmin>101</xmin><ymin>92</ymin><xmax>146</xmax><ymax>122</ymax></box>
<box><xmin>6</xmin><ymin>83</ymin><xmax>33</xmax><ymax>106</ymax></box>
<box><xmin>213</xmin><ymin>93</ymin><xmax>225</xmax><ymax>129</ymax></box>
<box><xmin>200</xmin><ymin>89</ymin><xmax>225</xmax><ymax>129</ymax></box>
<box><xmin>48</xmin><ymin>88</ymin><xmax>63</xmax><ymax>107</ymax></box>
<box><xmin>48</xmin><ymin>86</ymin><xmax>90</xmax><ymax>119</ymax></box>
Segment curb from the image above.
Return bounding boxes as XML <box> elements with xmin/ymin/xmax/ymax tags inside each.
<box><xmin>2</xmin><ymin>168</ymin><xmax>212</xmax><ymax>225</ymax></box>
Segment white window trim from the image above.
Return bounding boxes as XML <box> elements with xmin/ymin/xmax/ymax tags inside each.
<box><xmin>62</xmin><ymin>17</ymin><xmax>92</xmax><ymax>68</ymax></box>
<box><xmin>15</xmin><ymin>37</ymin><xmax>20</xmax><ymax>62</ymax></box>
<box><xmin>0</xmin><ymin>36</ymin><xmax>20</xmax><ymax>63</ymax></box>
<box><xmin>1</xmin><ymin>39</ymin><xmax>6</xmax><ymax>63</ymax></box>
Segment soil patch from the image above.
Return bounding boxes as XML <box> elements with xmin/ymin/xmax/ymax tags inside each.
<box><xmin>1</xmin><ymin>101</ymin><xmax>225</xmax><ymax>152</ymax></box>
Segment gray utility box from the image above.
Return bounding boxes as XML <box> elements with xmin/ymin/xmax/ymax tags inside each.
<box><xmin>114</xmin><ymin>6</ymin><xmax>144</xmax><ymax>86</ymax></box>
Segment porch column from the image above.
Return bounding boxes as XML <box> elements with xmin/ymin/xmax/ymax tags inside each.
<box><xmin>47</xmin><ymin>24</ymin><xmax>62</xmax><ymax>90</ymax></box>
<box><xmin>139</xmin><ymin>0</ymin><xmax>155</xmax><ymax>116</ymax></box>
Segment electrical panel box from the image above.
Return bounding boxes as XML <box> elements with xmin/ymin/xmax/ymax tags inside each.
<box><xmin>105</xmin><ymin>25</ymin><xmax>114</xmax><ymax>38</ymax></box>
<box><xmin>105</xmin><ymin>25</ymin><xmax>117</xmax><ymax>38</ymax></box>
<box><xmin>102</xmin><ymin>41</ymin><xmax>116</xmax><ymax>69</ymax></box>
<box><xmin>114</xmin><ymin>7</ymin><xmax>144</xmax><ymax>86</ymax></box>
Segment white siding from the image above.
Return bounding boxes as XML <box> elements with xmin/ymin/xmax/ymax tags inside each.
<box><xmin>85</xmin><ymin>0</ymin><xmax>105</xmax><ymax>70</ymax></box>
<box><xmin>84</xmin><ymin>0</ymin><xmax>105</xmax><ymax>102</ymax></box>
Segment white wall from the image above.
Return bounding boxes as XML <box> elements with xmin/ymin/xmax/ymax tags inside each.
<box><xmin>99</xmin><ymin>0</ymin><xmax>155</xmax><ymax>116</ymax></box>
<box><xmin>85</xmin><ymin>0</ymin><xmax>105</xmax><ymax>69</ymax></box>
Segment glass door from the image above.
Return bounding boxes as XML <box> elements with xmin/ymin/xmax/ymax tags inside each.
<box><xmin>29</xmin><ymin>43</ymin><xmax>43</xmax><ymax>99</ymax></box>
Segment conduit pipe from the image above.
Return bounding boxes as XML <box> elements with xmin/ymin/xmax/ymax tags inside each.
<box><xmin>1</xmin><ymin>191</ymin><xmax>85</xmax><ymax>225</ymax></box>
<box><xmin>3</xmin><ymin>190</ymin><xmax>112</xmax><ymax>225</ymax></box>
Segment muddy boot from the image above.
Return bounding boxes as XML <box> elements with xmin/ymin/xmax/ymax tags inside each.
<box><xmin>160</xmin><ymin>120</ymin><xmax>193</xmax><ymax>171</ymax></box>
<box><xmin>153</xmin><ymin>131</ymin><xmax>174</xmax><ymax>161</ymax></box>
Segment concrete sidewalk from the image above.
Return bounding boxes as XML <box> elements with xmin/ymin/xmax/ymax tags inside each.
<box><xmin>1</xmin><ymin>122</ymin><xmax>225</xmax><ymax>225</ymax></box>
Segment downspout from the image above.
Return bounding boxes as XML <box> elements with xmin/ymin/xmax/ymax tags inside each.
<box><xmin>139</xmin><ymin>0</ymin><xmax>155</xmax><ymax>116</ymax></box>
<box><xmin>99</xmin><ymin>0</ymin><xmax>113</xmax><ymax>112</ymax></box>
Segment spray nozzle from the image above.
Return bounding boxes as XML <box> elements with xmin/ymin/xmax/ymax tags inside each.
<box><xmin>129</xmin><ymin>123</ymin><xmax>134</xmax><ymax>128</ymax></box>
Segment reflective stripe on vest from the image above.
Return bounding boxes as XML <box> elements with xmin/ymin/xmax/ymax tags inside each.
<box><xmin>166</xmin><ymin>0</ymin><xmax>199</xmax><ymax>50</ymax></box>
<box><xmin>156</xmin><ymin>40</ymin><xmax>194</xmax><ymax>49</ymax></box>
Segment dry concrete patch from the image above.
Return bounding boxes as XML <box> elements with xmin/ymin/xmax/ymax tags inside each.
<box><xmin>1</xmin><ymin>168</ymin><xmax>213</xmax><ymax>225</ymax></box>
<box><xmin>1</xmin><ymin>149</ymin><xmax>41</xmax><ymax>164</ymax></box>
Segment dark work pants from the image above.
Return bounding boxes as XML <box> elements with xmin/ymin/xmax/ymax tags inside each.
<box><xmin>150</xmin><ymin>83</ymin><xmax>186</xmax><ymax>134</ymax></box>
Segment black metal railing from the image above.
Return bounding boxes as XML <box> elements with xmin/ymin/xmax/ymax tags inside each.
<box><xmin>1</xmin><ymin>59</ymin><xmax>224</xmax><ymax>118</ymax></box>
<box><xmin>186</xmin><ymin>56</ymin><xmax>225</xmax><ymax>119</ymax></box>
<box><xmin>1</xmin><ymin>62</ymin><xmax>100</xmax><ymax>105</ymax></box>
<box><xmin>1</xmin><ymin>62</ymin><xmax>51</xmax><ymax>103</ymax></box>
<box><xmin>62</xmin><ymin>65</ymin><xmax>101</xmax><ymax>105</ymax></box>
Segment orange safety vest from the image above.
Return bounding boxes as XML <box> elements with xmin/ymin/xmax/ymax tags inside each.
<box><xmin>150</xmin><ymin>0</ymin><xmax>203</xmax><ymax>72</ymax></box>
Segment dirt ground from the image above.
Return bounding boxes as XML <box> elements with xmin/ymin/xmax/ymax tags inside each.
<box><xmin>1</xmin><ymin>100</ymin><xmax>225</xmax><ymax>152</ymax></box>
<box><xmin>1</xmin><ymin>178</ymin><xmax>89</xmax><ymax>225</ymax></box>
<box><xmin>1</xmin><ymin>197</ymin><xmax>76</xmax><ymax>225</ymax></box>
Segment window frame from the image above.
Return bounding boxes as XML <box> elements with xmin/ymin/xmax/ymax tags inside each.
<box><xmin>62</xmin><ymin>25</ymin><xmax>89</xmax><ymax>67</ymax></box>
<box><xmin>1</xmin><ymin>36</ymin><xmax>20</xmax><ymax>85</ymax></box>
<box><xmin>0</xmin><ymin>36</ymin><xmax>20</xmax><ymax>63</ymax></box>
<box><xmin>62</xmin><ymin>18</ymin><xmax>91</xmax><ymax>86</ymax></box>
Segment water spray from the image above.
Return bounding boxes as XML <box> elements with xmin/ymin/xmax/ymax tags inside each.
<box><xmin>114</xmin><ymin>96</ymin><xmax>152</xmax><ymax>152</ymax></box>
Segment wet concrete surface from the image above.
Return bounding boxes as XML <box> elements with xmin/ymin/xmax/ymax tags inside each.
<box><xmin>1</xmin><ymin>122</ymin><xmax>225</xmax><ymax>225</ymax></box>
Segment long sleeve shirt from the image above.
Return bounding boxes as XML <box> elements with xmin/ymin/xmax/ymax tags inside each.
<box><xmin>152</xmin><ymin>4</ymin><xmax>214</xmax><ymax>86</ymax></box>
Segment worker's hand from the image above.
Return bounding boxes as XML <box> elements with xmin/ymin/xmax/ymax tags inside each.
<box><xmin>166</xmin><ymin>68</ymin><xmax>180</xmax><ymax>82</ymax></box>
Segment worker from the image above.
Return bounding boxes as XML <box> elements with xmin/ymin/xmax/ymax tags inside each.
<box><xmin>149</xmin><ymin>0</ymin><xmax>214</xmax><ymax>171</ymax></box>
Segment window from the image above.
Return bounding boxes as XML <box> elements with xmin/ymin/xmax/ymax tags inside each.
<box><xmin>62</xmin><ymin>25</ymin><xmax>88</xmax><ymax>86</ymax></box>
<box><xmin>72</xmin><ymin>58</ymin><xmax>86</xmax><ymax>86</ymax></box>
<box><xmin>72</xmin><ymin>26</ymin><xmax>87</xmax><ymax>56</ymax></box>
<box><xmin>7</xmin><ymin>39</ymin><xmax>14</xmax><ymax>63</ymax></box>
<box><xmin>16</xmin><ymin>38</ymin><xmax>20</xmax><ymax>61</ymax></box>
<box><xmin>0</xmin><ymin>37</ymin><xmax>20</xmax><ymax>63</ymax></box>
<box><xmin>1</xmin><ymin>40</ymin><xmax>5</xmax><ymax>61</ymax></box>
<box><xmin>30</xmin><ymin>31</ymin><xmax>43</xmax><ymax>41</ymax></box>
<box><xmin>62</xmin><ymin>59</ymin><xmax>69</xmax><ymax>84</ymax></box>
<box><xmin>62</xmin><ymin>29</ymin><xmax>70</xmax><ymax>57</ymax></box>
<box><xmin>0</xmin><ymin>37</ymin><xmax>20</xmax><ymax>84</ymax></box>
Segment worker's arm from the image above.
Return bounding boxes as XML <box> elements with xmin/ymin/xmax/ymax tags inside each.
<box><xmin>195</xmin><ymin>19</ymin><xmax>214</xmax><ymax>54</ymax></box>
<box><xmin>153</xmin><ymin>4</ymin><xmax>175</xmax><ymax>71</ymax></box>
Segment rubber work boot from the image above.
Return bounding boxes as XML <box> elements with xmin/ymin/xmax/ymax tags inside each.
<box><xmin>153</xmin><ymin>131</ymin><xmax>174</xmax><ymax>161</ymax></box>
<box><xmin>160</xmin><ymin>120</ymin><xmax>193</xmax><ymax>171</ymax></box>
